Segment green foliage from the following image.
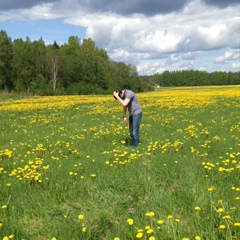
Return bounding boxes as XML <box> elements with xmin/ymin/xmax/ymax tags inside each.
<box><xmin>142</xmin><ymin>70</ymin><xmax>240</xmax><ymax>87</ymax></box>
<box><xmin>0</xmin><ymin>31</ymin><xmax>150</xmax><ymax>95</ymax></box>
<box><xmin>0</xmin><ymin>30</ymin><xmax>13</xmax><ymax>90</ymax></box>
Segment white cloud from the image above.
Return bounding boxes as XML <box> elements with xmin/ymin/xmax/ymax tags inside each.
<box><xmin>215</xmin><ymin>49</ymin><xmax>240</xmax><ymax>63</ymax></box>
<box><xmin>0</xmin><ymin>0</ymin><xmax>239</xmax><ymax>75</ymax></box>
<box><xmin>232</xmin><ymin>62</ymin><xmax>240</xmax><ymax>69</ymax></box>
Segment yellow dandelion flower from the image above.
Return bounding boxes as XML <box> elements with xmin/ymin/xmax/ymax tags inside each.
<box><xmin>82</xmin><ymin>227</ymin><xmax>87</xmax><ymax>232</ymax></box>
<box><xmin>195</xmin><ymin>236</ymin><xmax>201</xmax><ymax>240</ymax></box>
<box><xmin>217</xmin><ymin>208</ymin><xmax>224</xmax><ymax>213</ymax></box>
<box><xmin>114</xmin><ymin>238</ymin><xmax>120</xmax><ymax>240</ymax></box>
<box><xmin>1</xmin><ymin>205</ymin><xmax>7</xmax><ymax>209</ymax></box>
<box><xmin>136</xmin><ymin>232</ymin><xmax>143</xmax><ymax>239</ymax></box>
<box><xmin>219</xmin><ymin>225</ymin><xmax>226</xmax><ymax>229</ymax></box>
<box><xmin>157</xmin><ymin>220</ymin><xmax>164</xmax><ymax>225</ymax></box>
<box><xmin>234</xmin><ymin>223</ymin><xmax>240</xmax><ymax>227</ymax></box>
<box><xmin>78</xmin><ymin>214</ymin><xmax>84</xmax><ymax>220</ymax></box>
<box><xmin>145</xmin><ymin>211</ymin><xmax>155</xmax><ymax>217</ymax></box>
<box><xmin>149</xmin><ymin>237</ymin><xmax>156</xmax><ymax>240</ymax></box>
<box><xmin>222</xmin><ymin>215</ymin><xmax>231</xmax><ymax>220</ymax></box>
<box><xmin>195</xmin><ymin>206</ymin><xmax>201</xmax><ymax>211</ymax></box>
<box><xmin>127</xmin><ymin>218</ymin><xmax>134</xmax><ymax>225</ymax></box>
<box><xmin>167</xmin><ymin>215</ymin><xmax>173</xmax><ymax>219</ymax></box>
<box><xmin>146</xmin><ymin>228</ymin><xmax>153</xmax><ymax>234</ymax></box>
<box><xmin>208</xmin><ymin>187</ymin><xmax>214</xmax><ymax>192</ymax></box>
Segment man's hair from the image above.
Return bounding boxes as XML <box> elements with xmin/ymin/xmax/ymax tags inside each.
<box><xmin>114</xmin><ymin>90</ymin><xmax>123</xmax><ymax>99</ymax></box>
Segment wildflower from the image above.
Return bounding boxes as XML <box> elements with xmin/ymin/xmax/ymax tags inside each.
<box><xmin>219</xmin><ymin>225</ymin><xmax>226</xmax><ymax>229</ymax></box>
<box><xmin>222</xmin><ymin>215</ymin><xmax>231</xmax><ymax>220</ymax></box>
<box><xmin>217</xmin><ymin>208</ymin><xmax>224</xmax><ymax>213</ymax></box>
<box><xmin>146</xmin><ymin>226</ymin><xmax>153</xmax><ymax>234</ymax></box>
<box><xmin>145</xmin><ymin>212</ymin><xmax>155</xmax><ymax>217</ymax></box>
<box><xmin>82</xmin><ymin>227</ymin><xmax>87</xmax><ymax>232</ymax></box>
<box><xmin>182</xmin><ymin>238</ymin><xmax>189</xmax><ymax>240</ymax></box>
<box><xmin>1</xmin><ymin>205</ymin><xmax>7</xmax><ymax>209</ymax></box>
<box><xmin>208</xmin><ymin>187</ymin><xmax>214</xmax><ymax>192</ymax></box>
<box><xmin>136</xmin><ymin>232</ymin><xmax>143</xmax><ymax>239</ymax></box>
<box><xmin>78</xmin><ymin>214</ymin><xmax>84</xmax><ymax>220</ymax></box>
<box><xmin>51</xmin><ymin>238</ymin><xmax>57</xmax><ymax>240</ymax></box>
<box><xmin>167</xmin><ymin>215</ymin><xmax>173</xmax><ymax>219</ymax></box>
<box><xmin>149</xmin><ymin>237</ymin><xmax>156</xmax><ymax>240</ymax></box>
<box><xmin>195</xmin><ymin>236</ymin><xmax>201</xmax><ymax>240</ymax></box>
<box><xmin>234</xmin><ymin>223</ymin><xmax>240</xmax><ymax>227</ymax></box>
<box><xmin>2</xmin><ymin>237</ymin><xmax>9</xmax><ymax>240</ymax></box>
<box><xmin>175</xmin><ymin>218</ymin><xmax>180</xmax><ymax>223</ymax></box>
<box><xmin>195</xmin><ymin>206</ymin><xmax>201</xmax><ymax>211</ymax></box>
<box><xmin>90</xmin><ymin>174</ymin><xmax>96</xmax><ymax>178</ymax></box>
<box><xmin>127</xmin><ymin>218</ymin><xmax>134</xmax><ymax>225</ymax></box>
<box><xmin>157</xmin><ymin>220</ymin><xmax>164</xmax><ymax>225</ymax></box>
<box><xmin>114</xmin><ymin>238</ymin><xmax>120</xmax><ymax>240</ymax></box>
<box><xmin>8</xmin><ymin>236</ymin><xmax>14</xmax><ymax>239</ymax></box>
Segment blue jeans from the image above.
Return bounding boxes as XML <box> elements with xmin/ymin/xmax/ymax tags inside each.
<box><xmin>129</xmin><ymin>112</ymin><xmax>142</xmax><ymax>147</ymax></box>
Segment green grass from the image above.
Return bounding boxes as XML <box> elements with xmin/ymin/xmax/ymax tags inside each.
<box><xmin>0</xmin><ymin>87</ymin><xmax>239</xmax><ymax>240</ymax></box>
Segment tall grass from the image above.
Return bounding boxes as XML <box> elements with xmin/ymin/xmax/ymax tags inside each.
<box><xmin>0</xmin><ymin>86</ymin><xmax>239</xmax><ymax>240</ymax></box>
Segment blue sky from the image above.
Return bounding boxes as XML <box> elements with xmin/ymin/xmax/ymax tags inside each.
<box><xmin>1</xmin><ymin>19</ymin><xmax>86</xmax><ymax>45</ymax></box>
<box><xmin>0</xmin><ymin>0</ymin><xmax>239</xmax><ymax>75</ymax></box>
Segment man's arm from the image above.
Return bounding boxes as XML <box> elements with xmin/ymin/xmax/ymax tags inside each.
<box><xmin>113</xmin><ymin>91</ymin><xmax>130</xmax><ymax>106</ymax></box>
<box><xmin>123</xmin><ymin>106</ymin><xmax>127</xmax><ymax>116</ymax></box>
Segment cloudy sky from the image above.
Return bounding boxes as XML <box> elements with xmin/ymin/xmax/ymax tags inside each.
<box><xmin>0</xmin><ymin>0</ymin><xmax>239</xmax><ymax>75</ymax></box>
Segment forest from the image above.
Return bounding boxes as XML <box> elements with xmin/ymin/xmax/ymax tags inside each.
<box><xmin>0</xmin><ymin>30</ymin><xmax>239</xmax><ymax>95</ymax></box>
<box><xmin>141</xmin><ymin>70</ymin><xmax>240</xmax><ymax>87</ymax></box>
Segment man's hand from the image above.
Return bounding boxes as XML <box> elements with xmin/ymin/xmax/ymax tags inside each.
<box><xmin>113</xmin><ymin>91</ymin><xmax>118</xmax><ymax>99</ymax></box>
<box><xmin>123</xmin><ymin>117</ymin><xmax>128</xmax><ymax>124</ymax></box>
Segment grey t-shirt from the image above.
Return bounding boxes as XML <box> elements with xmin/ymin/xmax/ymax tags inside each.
<box><xmin>124</xmin><ymin>89</ymin><xmax>142</xmax><ymax>116</ymax></box>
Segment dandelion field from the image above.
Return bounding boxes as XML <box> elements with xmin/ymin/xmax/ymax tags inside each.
<box><xmin>0</xmin><ymin>85</ymin><xmax>240</xmax><ymax>240</ymax></box>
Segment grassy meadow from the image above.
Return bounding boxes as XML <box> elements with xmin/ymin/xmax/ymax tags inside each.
<box><xmin>0</xmin><ymin>85</ymin><xmax>239</xmax><ymax>240</ymax></box>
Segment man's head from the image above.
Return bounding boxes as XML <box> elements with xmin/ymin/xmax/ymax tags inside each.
<box><xmin>114</xmin><ymin>90</ymin><xmax>125</xmax><ymax>100</ymax></box>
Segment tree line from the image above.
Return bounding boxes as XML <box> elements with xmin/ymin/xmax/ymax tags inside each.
<box><xmin>0</xmin><ymin>29</ymin><xmax>239</xmax><ymax>96</ymax></box>
<box><xmin>141</xmin><ymin>70</ymin><xmax>240</xmax><ymax>87</ymax></box>
<box><xmin>0</xmin><ymin>30</ymin><xmax>153</xmax><ymax>95</ymax></box>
